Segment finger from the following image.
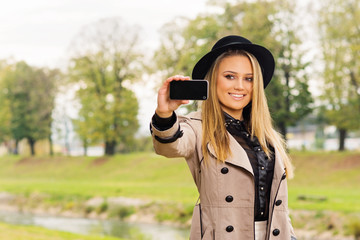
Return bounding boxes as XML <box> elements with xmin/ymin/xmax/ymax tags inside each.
<box><xmin>171</xmin><ymin>100</ymin><xmax>188</xmax><ymax>110</ymax></box>
<box><xmin>162</xmin><ymin>75</ymin><xmax>191</xmax><ymax>94</ymax></box>
<box><xmin>176</xmin><ymin>75</ymin><xmax>190</xmax><ymax>81</ymax></box>
<box><xmin>174</xmin><ymin>99</ymin><xmax>189</xmax><ymax>105</ymax></box>
<box><xmin>167</xmin><ymin>75</ymin><xmax>190</xmax><ymax>82</ymax></box>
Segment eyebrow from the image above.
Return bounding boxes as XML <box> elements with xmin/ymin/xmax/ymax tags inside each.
<box><xmin>223</xmin><ymin>71</ymin><xmax>253</xmax><ymax>75</ymax></box>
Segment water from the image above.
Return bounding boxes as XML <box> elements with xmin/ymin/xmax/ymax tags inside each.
<box><xmin>0</xmin><ymin>210</ymin><xmax>189</xmax><ymax>240</ymax></box>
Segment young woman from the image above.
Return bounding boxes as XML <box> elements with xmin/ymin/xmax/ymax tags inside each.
<box><xmin>150</xmin><ymin>35</ymin><xmax>296</xmax><ymax>240</ymax></box>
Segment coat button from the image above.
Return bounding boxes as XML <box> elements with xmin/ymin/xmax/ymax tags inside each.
<box><xmin>226</xmin><ymin>225</ymin><xmax>234</xmax><ymax>232</ymax></box>
<box><xmin>221</xmin><ymin>167</ymin><xmax>229</xmax><ymax>174</ymax></box>
<box><xmin>275</xmin><ymin>200</ymin><xmax>282</xmax><ymax>206</ymax></box>
<box><xmin>273</xmin><ymin>228</ymin><xmax>280</xmax><ymax>236</ymax></box>
<box><xmin>225</xmin><ymin>195</ymin><xmax>233</xmax><ymax>202</ymax></box>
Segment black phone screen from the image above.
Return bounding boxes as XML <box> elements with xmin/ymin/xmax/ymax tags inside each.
<box><xmin>169</xmin><ymin>80</ymin><xmax>208</xmax><ymax>100</ymax></box>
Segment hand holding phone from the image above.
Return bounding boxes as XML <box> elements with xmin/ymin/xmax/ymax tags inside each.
<box><xmin>155</xmin><ymin>76</ymin><xmax>191</xmax><ymax>118</ymax></box>
<box><xmin>169</xmin><ymin>80</ymin><xmax>208</xmax><ymax>100</ymax></box>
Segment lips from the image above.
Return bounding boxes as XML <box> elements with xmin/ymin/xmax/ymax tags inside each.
<box><xmin>229</xmin><ymin>93</ymin><xmax>246</xmax><ymax>100</ymax></box>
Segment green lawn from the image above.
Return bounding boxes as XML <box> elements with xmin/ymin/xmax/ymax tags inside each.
<box><xmin>0</xmin><ymin>151</ymin><xmax>359</xmax><ymax>211</ymax></box>
<box><xmin>0</xmin><ymin>152</ymin><xmax>198</xmax><ymax>204</ymax></box>
<box><xmin>288</xmin><ymin>151</ymin><xmax>360</xmax><ymax>212</ymax></box>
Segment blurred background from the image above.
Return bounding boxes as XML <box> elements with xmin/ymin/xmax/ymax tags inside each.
<box><xmin>0</xmin><ymin>0</ymin><xmax>359</xmax><ymax>239</ymax></box>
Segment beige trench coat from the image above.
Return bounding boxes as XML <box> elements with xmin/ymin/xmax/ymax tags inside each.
<box><xmin>151</xmin><ymin>111</ymin><xmax>296</xmax><ymax>240</ymax></box>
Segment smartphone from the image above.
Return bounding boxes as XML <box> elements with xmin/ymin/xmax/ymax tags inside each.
<box><xmin>169</xmin><ymin>80</ymin><xmax>208</xmax><ymax>100</ymax></box>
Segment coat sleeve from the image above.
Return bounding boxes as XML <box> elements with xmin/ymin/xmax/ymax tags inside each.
<box><xmin>150</xmin><ymin>114</ymin><xmax>202</xmax><ymax>188</ymax></box>
<box><xmin>150</xmin><ymin>114</ymin><xmax>198</xmax><ymax>159</ymax></box>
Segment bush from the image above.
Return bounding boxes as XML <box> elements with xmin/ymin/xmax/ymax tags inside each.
<box><xmin>347</xmin><ymin>219</ymin><xmax>360</xmax><ymax>240</ymax></box>
<box><xmin>108</xmin><ymin>205</ymin><xmax>135</xmax><ymax>219</ymax></box>
<box><xmin>85</xmin><ymin>205</ymin><xmax>94</xmax><ymax>214</ymax></box>
<box><xmin>155</xmin><ymin>203</ymin><xmax>193</xmax><ymax>224</ymax></box>
<box><xmin>97</xmin><ymin>201</ymin><xmax>108</xmax><ymax>214</ymax></box>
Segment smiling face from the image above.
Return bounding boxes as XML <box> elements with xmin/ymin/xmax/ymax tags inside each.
<box><xmin>216</xmin><ymin>55</ymin><xmax>253</xmax><ymax>120</ymax></box>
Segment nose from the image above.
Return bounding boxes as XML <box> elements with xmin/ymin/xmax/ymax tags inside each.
<box><xmin>234</xmin><ymin>79</ymin><xmax>245</xmax><ymax>90</ymax></box>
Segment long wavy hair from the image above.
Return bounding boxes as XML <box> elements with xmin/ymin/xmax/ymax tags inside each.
<box><xmin>201</xmin><ymin>49</ymin><xmax>294</xmax><ymax>178</ymax></box>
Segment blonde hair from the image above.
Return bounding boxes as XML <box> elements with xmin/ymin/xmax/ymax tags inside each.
<box><xmin>201</xmin><ymin>49</ymin><xmax>294</xmax><ymax>178</ymax></box>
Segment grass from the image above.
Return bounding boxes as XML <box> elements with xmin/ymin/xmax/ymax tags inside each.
<box><xmin>288</xmin><ymin>151</ymin><xmax>360</xmax><ymax>212</ymax></box>
<box><xmin>0</xmin><ymin>151</ymin><xmax>359</xmax><ymax>212</ymax></box>
<box><xmin>0</xmin><ymin>152</ymin><xmax>198</xmax><ymax>204</ymax></box>
<box><xmin>0</xmin><ymin>222</ymin><xmax>123</xmax><ymax>240</ymax></box>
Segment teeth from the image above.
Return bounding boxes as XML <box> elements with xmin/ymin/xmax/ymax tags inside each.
<box><xmin>230</xmin><ymin>94</ymin><xmax>244</xmax><ymax>97</ymax></box>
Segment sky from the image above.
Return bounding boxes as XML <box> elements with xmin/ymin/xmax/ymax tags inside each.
<box><xmin>0</xmin><ymin>0</ymin><xmax>215</xmax><ymax>139</ymax></box>
<box><xmin>0</xmin><ymin>0</ymin><xmax>212</xmax><ymax>67</ymax></box>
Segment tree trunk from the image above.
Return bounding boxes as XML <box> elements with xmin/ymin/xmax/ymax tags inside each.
<box><xmin>285</xmin><ymin>70</ymin><xmax>291</xmax><ymax>119</ymax></box>
<box><xmin>281</xmin><ymin>68</ymin><xmax>290</xmax><ymax>143</ymax></box>
<box><xmin>278</xmin><ymin>121</ymin><xmax>287</xmax><ymax>142</ymax></box>
<box><xmin>14</xmin><ymin>139</ymin><xmax>19</xmax><ymax>155</ymax></box>
<box><xmin>83</xmin><ymin>139</ymin><xmax>88</xmax><ymax>156</ymax></box>
<box><xmin>49</xmin><ymin>135</ymin><xmax>54</xmax><ymax>156</ymax></box>
<box><xmin>64</xmin><ymin>119</ymin><xmax>70</xmax><ymax>156</ymax></box>
<box><xmin>105</xmin><ymin>140</ymin><xmax>116</xmax><ymax>155</ymax></box>
<box><xmin>338</xmin><ymin>128</ymin><xmax>347</xmax><ymax>151</ymax></box>
<box><xmin>28</xmin><ymin>138</ymin><xmax>36</xmax><ymax>156</ymax></box>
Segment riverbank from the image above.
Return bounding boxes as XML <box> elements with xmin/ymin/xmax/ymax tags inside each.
<box><xmin>0</xmin><ymin>192</ymin><xmax>192</xmax><ymax>227</ymax></box>
<box><xmin>0</xmin><ymin>151</ymin><xmax>359</xmax><ymax>239</ymax></box>
<box><xmin>0</xmin><ymin>208</ymin><xmax>188</xmax><ymax>240</ymax></box>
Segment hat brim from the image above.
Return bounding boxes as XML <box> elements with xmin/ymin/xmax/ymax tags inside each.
<box><xmin>191</xmin><ymin>43</ymin><xmax>275</xmax><ymax>88</ymax></box>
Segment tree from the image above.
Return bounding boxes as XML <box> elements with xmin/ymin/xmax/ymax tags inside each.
<box><xmin>0</xmin><ymin>90</ymin><xmax>12</xmax><ymax>143</ymax></box>
<box><xmin>318</xmin><ymin>0</ymin><xmax>360</xmax><ymax>150</ymax></box>
<box><xmin>0</xmin><ymin>62</ymin><xmax>12</xmax><ymax>146</ymax></box>
<box><xmin>68</xmin><ymin>18</ymin><xmax>141</xmax><ymax>155</ymax></box>
<box><xmin>266</xmin><ymin>0</ymin><xmax>313</xmax><ymax>139</ymax></box>
<box><xmin>1</xmin><ymin>61</ymin><xmax>59</xmax><ymax>155</ymax></box>
<box><xmin>153</xmin><ymin>0</ymin><xmax>313</xmax><ymax>138</ymax></box>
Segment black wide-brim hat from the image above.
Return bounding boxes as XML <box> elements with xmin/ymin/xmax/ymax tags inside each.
<box><xmin>192</xmin><ymin>35</ymin><xmax>275</xmax><ymax>88</ymax></box>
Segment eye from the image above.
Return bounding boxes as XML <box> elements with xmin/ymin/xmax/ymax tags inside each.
<box><xmin>245</xmin><ymin>77</ymin><xmax>253</xmax><ymax>82</ymax></box>
<box><xmin>225</xmin><ymin>74</ymin><xmax>235</xmax><ymax>80</ymax></box>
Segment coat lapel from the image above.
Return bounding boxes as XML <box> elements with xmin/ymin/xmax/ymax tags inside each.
<box><xmin>206</xmin><ymin>133</ymin><xmax>254</xmax><ymax>176</ymax></box>
<box><xmin>191</xmin><ymin>110</ymin><xmax>254</xmax><ymax>175</ymax></box>
<box><xmin>227</xmin><ymin>134</ymin><xmax>254</xmax><ymax>175</ymax></box>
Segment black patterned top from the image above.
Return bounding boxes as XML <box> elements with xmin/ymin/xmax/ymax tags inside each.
<box><xmin>224</xmin><ymin>112</ymin><xmax>275</xmax><ymax>221</ymax></box>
